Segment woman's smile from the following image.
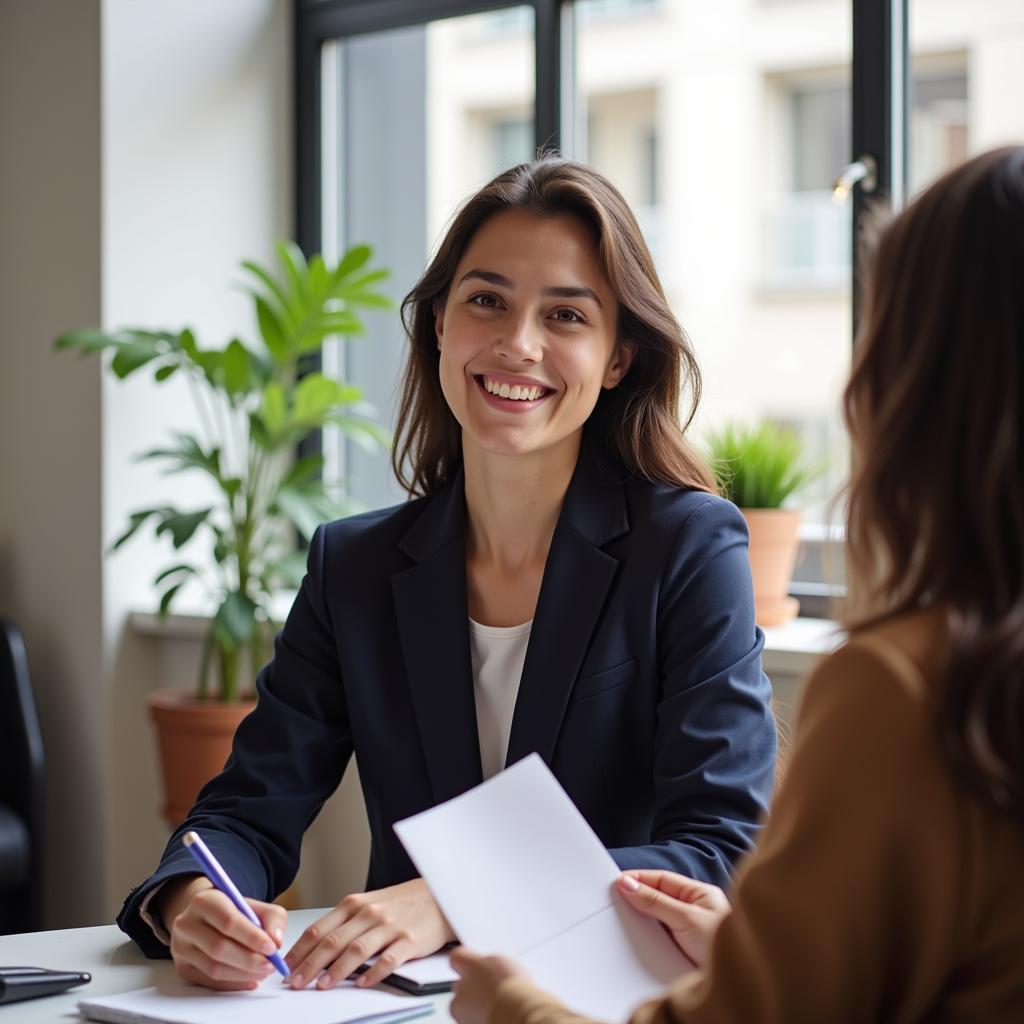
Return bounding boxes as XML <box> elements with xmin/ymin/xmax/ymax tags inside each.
<box><xmin>473</xmin><ymin>373</ymin><xmax>555</xmax><ymax>411</ymax></box>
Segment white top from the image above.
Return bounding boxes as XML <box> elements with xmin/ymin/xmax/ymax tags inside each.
<box><xmin>468</xmin><ymin>616</ymin><xmax>532</xmax><ymax>779</ymax></box>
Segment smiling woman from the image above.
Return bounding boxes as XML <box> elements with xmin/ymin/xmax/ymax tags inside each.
<box><xmin>116</xmin><ymin>156</ymin><xmax>777</xmax><ymax>997</ymax></box>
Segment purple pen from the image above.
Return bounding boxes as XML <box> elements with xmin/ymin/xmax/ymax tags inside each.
<box><xmin>182</xmin><ymin>830</ymin><xmax>290</xmax><ymax>978</ymax></box>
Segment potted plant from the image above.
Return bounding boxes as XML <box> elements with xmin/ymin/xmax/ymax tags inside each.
<box><xmin>706</xmin><ymin>421</ymin><xmax>822</xmax><ymax>627</ymax></box>
<box><xmin>56</xmin><ymin>241</ymin><xmax>391</xmax><ymax>824</ymax></box>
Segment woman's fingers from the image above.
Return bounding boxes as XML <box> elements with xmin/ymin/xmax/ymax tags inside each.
<box><xmin>249</xmin><ymin>898</ymin><xmax>288</xmax><ymax>948</ymax></box>
<box><xmin>618</xmin><ymin>874</ymin><xmax>697</xmax><ymax>929</ymax></box>
<box><xmin>450</xmin><ymin>945</ymin><xmax>485</xmax><ymax>975</ymax></box>
<box><xmin>620</xmin><ymin>870</ymin><xmax>729</xmax><ymax>911</ymax></box>
<box><xmin>176</xmin><ymin>937</ymin><xmax>274</xmax><ymax>988</ymax></box>
<box><xmin>617</xmin><ymin>872</ymin><xmax>729</xmax><ymax>969</ymax></box>
<box><xmin>284</xmin><ymin>903</ymin><xmax>355</xmax><ymax>976</ymax></box>
<box><xmin>353</xmin><ymin>936</ymin><xmax>416</xmax><ymax>989</ymax></box>
<box><xmin>450</xmin><ymin>947</ymin><xmax>529</xmax><ymax>1024</ymax></box>
<box><xmin>315</xmin><ymin>924</ymin><xmax>395</xmax><ymax>990</ymax></box>
<box><xmin>287</xmin><ymin>878</ymin><xmax>453</xmax><ymax>990</ymax></box>
<box><xmin>167</xmin><ymin>889</ymin><xmax>287</xmax><ymax>990</ymax></box>
<box><xmin>287</xmin><ymin>908</ymin><xmax>373</xmax><ymax>988</ymax></box>
<box><xmin>187</xmin><ymin>919</ymin><xmax>276</xmax><ymax>973</ymax></box>
<box><xmin>193</xmin><ymin>890</ymin><xmax>279</xmax><ymax>957</ymax></box>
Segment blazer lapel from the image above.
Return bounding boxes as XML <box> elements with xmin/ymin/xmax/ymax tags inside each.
<box><xmin>392</xmin><ymin>469</ymin><xmax>483</xmax><ymax>805</ymax></box>
<box><xmin>505</xmin><ymin>454</ymin><xmax>630</xmax><ymax>768</ymax></box>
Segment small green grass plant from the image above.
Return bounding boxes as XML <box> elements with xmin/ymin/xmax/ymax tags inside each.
<box><xmin>705</xmin><ymin>420</ymin><xmax>823</xmax><ymax>509</ymax></box>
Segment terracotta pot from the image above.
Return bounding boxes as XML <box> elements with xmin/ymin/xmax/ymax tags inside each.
<box><xmin>147</xmin><ymin>688</ymin><xmax>256</xmax><ymax>826</ymax></box>
<box><xmin>742</xmin><ymin>508</ymin><xmax>802</xmax><ymax>627</ymax></box>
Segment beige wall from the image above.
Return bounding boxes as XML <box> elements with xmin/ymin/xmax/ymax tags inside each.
<box><xmin>0</xmin><ymin>0</ymin><xmax>107</xmax><ymax>929</ymax></box>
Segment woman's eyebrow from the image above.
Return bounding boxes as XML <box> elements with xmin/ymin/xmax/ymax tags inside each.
<box><xmin>457</xmin><ymin>269</ymin><xmax>603</xmax><ymax>308</ymax></box>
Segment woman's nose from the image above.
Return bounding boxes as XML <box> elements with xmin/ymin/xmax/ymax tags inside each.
<box><xmin>493</xmin><ymin>314</ymin><xmax>542</xmax><ymax>362</ymax></box>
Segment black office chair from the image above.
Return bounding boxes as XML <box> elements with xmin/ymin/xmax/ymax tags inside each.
<box><xmin>0</xmin><ymin>618</ymin><xmax>44</xmax><ymax>933</ymax></box>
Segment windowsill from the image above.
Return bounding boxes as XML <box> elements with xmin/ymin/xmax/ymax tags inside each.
<box><xmin>760</xmin><ymin>615</ymin><xmax>842</xmax><ymax>674</ymax></box>
<box><xmin>130</xmin><ymin>608</ymin><xmax>840</xmax><ymax>677</ymax></box>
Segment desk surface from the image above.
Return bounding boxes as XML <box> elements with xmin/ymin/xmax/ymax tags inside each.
<box><xmin>0</xmin><ymin>909</ymin><xmax>454</xmax><ymax>1022</ymax></box>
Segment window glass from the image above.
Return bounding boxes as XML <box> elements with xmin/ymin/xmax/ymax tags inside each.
<box><xmin>571</xmin><ymin>0</ymin><xmax>854</xmax><ymax>530</ymax></box>
<box><xmin>909</xmin><ymin>1</ymin><xmax>1023</xmax><ymax>193</ymax></box>
<box><xmin>320</xmin><ymin>8</ymin><xmax>536</xmax><ymax>510</ymax></box>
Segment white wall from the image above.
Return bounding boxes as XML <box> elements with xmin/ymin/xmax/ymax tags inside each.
<box><xmin>100</xmin><ymin>0</ymin><xmax>294</xmax><ymax>922</ymax></box>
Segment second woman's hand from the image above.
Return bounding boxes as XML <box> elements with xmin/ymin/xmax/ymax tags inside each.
<box><xmin>285</xmin><ymin>877</ymin><xmax>455</xmax><ymax>990</ymax></box>
<box><xmin>618</xmin><ymin>870</ymin><xmax>731</xmax><ymax>969</ymax></box>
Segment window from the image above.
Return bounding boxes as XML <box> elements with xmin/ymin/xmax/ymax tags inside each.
<box><xmin>297</xmin><ymin>0</ymin><xmax>1024</xmax><ymax>614</ymax></box>
<box><xmin>305</xmin><ymin>4</ymin><xmax>536</xmax><ymax>512</ymax></box>
<box><xmin>569</xmin><ymin>0</ymin><xmax>853</xmax><ymax>529</ymax></box>
<box><xmin>910</xmin><ymin>0</ymin><xmax>1023</xmax><ymax>192</ymax></box>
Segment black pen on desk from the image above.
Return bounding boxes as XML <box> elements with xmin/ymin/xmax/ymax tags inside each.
<box><xmin>182</xmin><ymin>831</ymin><xmax>290</xmax><ymax>978</ymax></box>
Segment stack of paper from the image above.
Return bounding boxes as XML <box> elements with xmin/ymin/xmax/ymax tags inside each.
<box><xmin>78</xmin><ymin>976</ymin><xmax>432</xmax><ymax>1024</ymax></box>
<box><xmin>394</xmin><ymin>754</ymin><xmax>692</xmax><ymax>1023</ymax></box>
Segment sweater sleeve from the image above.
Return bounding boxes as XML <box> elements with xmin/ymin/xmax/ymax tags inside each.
<box><xmin>491</xmin><ymin>639</ymin><xmax>968</xmax><ymax>1024</ymax></box>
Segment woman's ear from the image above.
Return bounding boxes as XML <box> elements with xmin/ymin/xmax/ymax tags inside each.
<box><xmin>603</xmin><ymin>339</ymin><xmax>637</xmax><ymax>389</ymax></box>
<box><xmin>433</xmin><ymin>302</ymin><xmax>445</xmax><ymax>350</ymax></box>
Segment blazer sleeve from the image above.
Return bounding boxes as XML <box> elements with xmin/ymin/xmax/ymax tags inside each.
<box><xmin>117</xmin><ymin>524</ymin><xmax>354</xmax><ymax>957</ymax></box>
<box><xmin>608</xmin><ymin>497</ymin><xmax>776</xmax><ymax>887</ymax></box>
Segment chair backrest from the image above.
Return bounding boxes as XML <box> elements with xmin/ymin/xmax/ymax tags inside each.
<box><xmin>0</xmin><ymin>618</ymin><xmax>44</xmax><ymax>855</ymax></box>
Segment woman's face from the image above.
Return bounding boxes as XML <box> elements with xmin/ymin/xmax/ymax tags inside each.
<box><xmin>435</xmin><ymin>209</ymin><xmax>633</xmax><ymax>465</ymax></box>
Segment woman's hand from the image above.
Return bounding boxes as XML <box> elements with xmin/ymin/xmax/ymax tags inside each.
<box><xmin>285</xmin><ymin>877</ymin><xmax>455</xmax><ymax>990</ymax></box>
<box><xmin>450</xmin><ymin>946</ymin><xmax>529</xmax><ymax>1024</ymax></box>
<box><xmin>618</xmin><ymin>870</ymin><xmax>730</xmax><ymax>968</ymax></box>
<box><xmin>160</xmin><ymin>876</ymin><xmax>288</xmax><ymax>991</ymax></box>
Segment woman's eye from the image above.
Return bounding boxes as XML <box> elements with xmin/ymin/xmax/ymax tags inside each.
<box><xmin>468</xmin><ymin>293</ymin><xmax>500</xmax><ymax>308</ymax></box>
<box><xmin>552</xmin><ymin>307</ymin><xmax>585</xmax><ymax>323</ymax></box>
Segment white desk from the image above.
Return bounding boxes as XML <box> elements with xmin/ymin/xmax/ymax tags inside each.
<box><xmin>0</xmin><ymin>909</ymin><xmax>454</xmax><ymax>1022</ymax></box>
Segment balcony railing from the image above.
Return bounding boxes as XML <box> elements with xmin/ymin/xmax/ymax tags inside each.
<box><xmin>763</xmin><ymin>190</ymin><xmax>851</xmax><ymax>290</ymax></box>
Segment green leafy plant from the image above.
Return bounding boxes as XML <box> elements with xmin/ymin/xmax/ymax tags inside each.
<box><xmin>706</xmin><ymin>420</ymin><xmax>823</xmax><ymax>509</ymax></box>
<box><xmin>55</xmin><ymin>241</ymin><xmax>391</xmax><ymax>701</ymax></box>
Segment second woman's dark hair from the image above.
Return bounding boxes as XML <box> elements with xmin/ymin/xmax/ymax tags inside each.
<box><xmin>843</xmin><ymin>146</ymin><xmax>1024</xmax><ymax>820</ymax></box>
<box><xmin>392</xmin><ymin>155</ymin><xmax>716</xmax><ymax>497</ymax></box>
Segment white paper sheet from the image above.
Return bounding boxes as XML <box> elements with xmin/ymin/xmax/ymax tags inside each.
<box><xmin>394</xmin><ymin>754</ymin><xmax>693</xmax><ymax>1023</ymax></box>
<box><xmin>77</xmin><ymin>976</ymin><xmax>432</xmax><ymax>1024</ymax></box>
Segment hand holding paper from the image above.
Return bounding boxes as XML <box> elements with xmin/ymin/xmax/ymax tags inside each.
<box><xmin>394</xmin><ymin>754</ymin><xmax>694</xmax><ymax>1023</ymax></box>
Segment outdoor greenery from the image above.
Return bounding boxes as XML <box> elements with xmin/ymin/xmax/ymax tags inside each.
<box><xmin>706</xmin><ymin>420</ymin><xmax>823</xmax><ymax>509</ymax></box>
<box><xmin>55</xmin><ymin>242</ymin><xmax>391</xmax><ymax>701</ymax></box>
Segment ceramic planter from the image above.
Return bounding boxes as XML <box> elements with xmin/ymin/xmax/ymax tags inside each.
<box><xmin>741</xmin><ymin>507</ymin><xmax>802</xmax><ymax>627</ymax></box>
<box><xmin>147</xmin><ymin>688</ymin><xmax>256</xmax><ymax>826</ymax></box>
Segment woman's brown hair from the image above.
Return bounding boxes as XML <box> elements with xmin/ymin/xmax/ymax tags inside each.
<box><xmin>842</xmin><ymin>146</ymin><xmax>1024</xmax><ymax>818</ymax></box>
<box><xmin>392</xmin><ymin>155</ymin><xmax>716</xmax><ymax>497</ymax></box>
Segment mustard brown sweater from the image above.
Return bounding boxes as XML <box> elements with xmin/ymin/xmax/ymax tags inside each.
<box><xmin>493</xmin><ymin>612</ymin><xmax>1024</xmax><ymax>1023</ymax></box>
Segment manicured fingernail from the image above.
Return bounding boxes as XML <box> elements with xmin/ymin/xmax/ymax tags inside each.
<box><xmin>290</xmin><ymin>972</ymin><xmax>304</xmax><ymax>988</ymax></box>
<box><xmin>274</xmin><ymin>927</ymin><xmax>284</xmax><ymax>943</ymax></box>
<box><xmin>621</xmin><ymin>875</ymin><xmax>641</xmax><ymax>892</ymax></box>
<box><xmin>262</xmin><ymin>942</ymin><xmax>276</xmax><ymax>955</ymax></box>
<box><xmin>317</xmin><ymin>974</ymin><xmax>332</xmax><ymax>989</ymax></box>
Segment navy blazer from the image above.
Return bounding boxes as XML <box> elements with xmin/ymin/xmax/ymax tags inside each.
<box><xmin>119</xmin><ymin>454</ymin><xmax>776</xmax><ymax>957</ymax></box>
